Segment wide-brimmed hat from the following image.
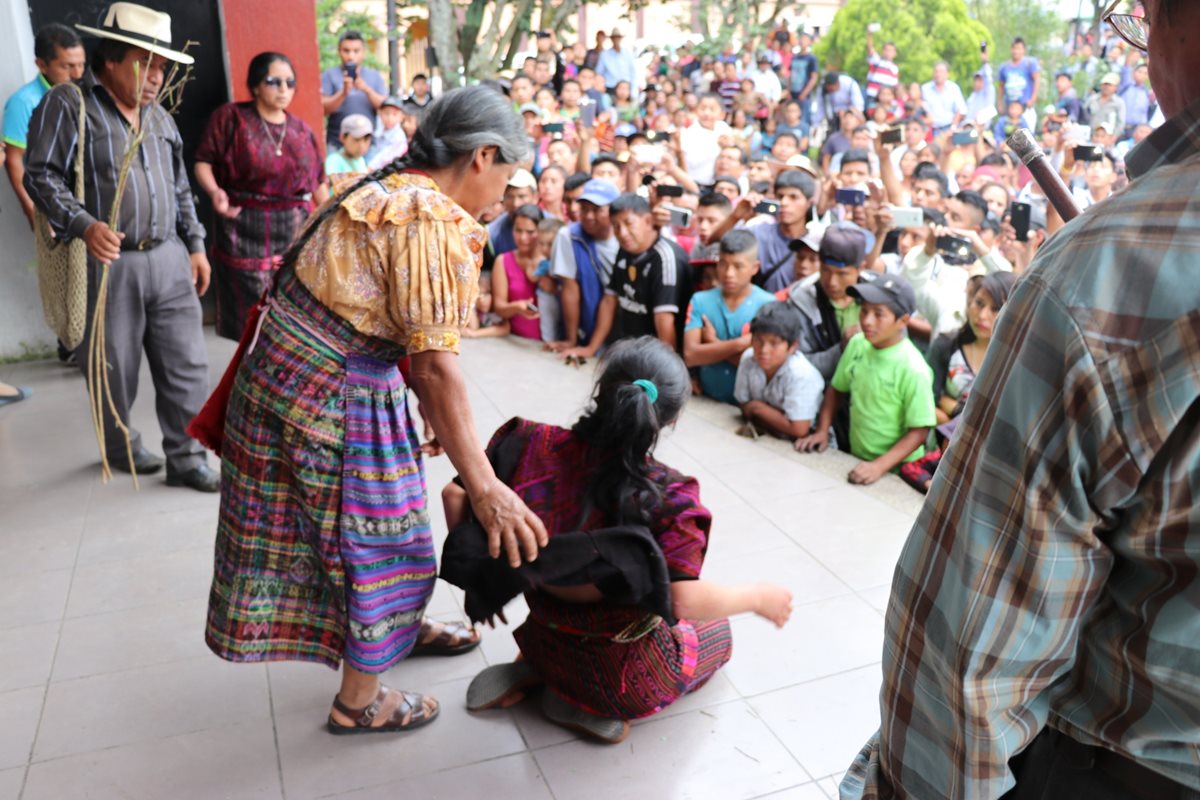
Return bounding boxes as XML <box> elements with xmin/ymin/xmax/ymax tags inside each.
<box><xmin>77</xmin><ymin>2</ymin><xmax>194</xmax><ymax>65</ymax></box>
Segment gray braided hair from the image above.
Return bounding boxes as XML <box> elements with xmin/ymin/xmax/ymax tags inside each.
<box><xmin>282</xmin><ymin>84</ymin><xmax>529</xmax><ymax>267</ymax></box>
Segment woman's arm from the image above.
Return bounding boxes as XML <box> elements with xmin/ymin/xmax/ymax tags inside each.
<box><xmin>409</xmin><ymin>350</ymin><xmax>548</xmax><ymax>566</ymax></box>
<box><xmin>672</xmin><ymin>580</ymin><xmax>792</xmax><ymax>627</ymax></box>
<box><xmin>542</xmin><ymin>579</ymin><xmax>792</xmax><ymax>628</ymax></box>
<box><xmin>441</xmin><ymin>480</ymin><xmax>470</xmax><ymax>529</ymax></box>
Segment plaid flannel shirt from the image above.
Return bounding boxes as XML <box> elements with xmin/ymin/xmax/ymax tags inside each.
<box><xmin>841</xmin><ymin>98</ymin><xmax>1200</xmax><ymax>799</ymax></box>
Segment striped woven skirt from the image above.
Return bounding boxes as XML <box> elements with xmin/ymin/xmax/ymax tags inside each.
<box><xmin>514</xmin><ymin>594</ymin><xmax>733</xmax><ymax>719</ymax></box>
<box><xmin>206</xmin><ymin>269</ymin><xmax>436</xmax><ymax>673</ymax></box>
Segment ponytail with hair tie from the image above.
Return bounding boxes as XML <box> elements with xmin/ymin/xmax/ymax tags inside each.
<box><xmin>632</xmin><ymin>379</ymin><xmax>659</xmax><ymax>404</ymax></box>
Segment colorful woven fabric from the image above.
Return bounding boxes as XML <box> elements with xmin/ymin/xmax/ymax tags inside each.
<box><xmin>206</xmin><ymin>269</ymin><xmax>434</xmax><ymax>673</ymax></box>
<box><xmin>486</xmin><ymin>418</ymin><xmax>730</xmax><ymax>718</ymax></box>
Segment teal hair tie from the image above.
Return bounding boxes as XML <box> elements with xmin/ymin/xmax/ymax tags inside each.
<box><xmin>632</xmin><ymin>379</ymin><xmax>659</xmax><ymax>404</ymax></box>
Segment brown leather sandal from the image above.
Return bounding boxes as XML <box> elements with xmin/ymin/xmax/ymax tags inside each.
<box><xmin>326</xmin><ymin>686</ymin><xmax>440</xmax><ymax>735</ymax></box>
<box><xmin>410</xmin><ymin>618</ymin><xmax>481</xmax><ymax>657</ymax></box>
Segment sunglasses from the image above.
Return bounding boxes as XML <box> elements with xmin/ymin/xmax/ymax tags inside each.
<box><xmin>1103</xmin><ymin>1</ymin><xmax>1149</xmax><ymax>52</ymax></box>
<box><xmin>263</xmin><ymin>77</ymin><xmax>297</xmax><ymax>89</ymax></box>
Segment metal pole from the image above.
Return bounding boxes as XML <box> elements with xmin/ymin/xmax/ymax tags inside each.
<box><xmin>387</xmin><ymin>0</ymin><xmax>399</xmax><ymax>95</ymax></box>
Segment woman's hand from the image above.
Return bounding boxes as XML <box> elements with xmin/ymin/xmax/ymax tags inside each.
<box><xmin>210</xmin><ymin>188</ymin><xmax>241</xmax><ymax>219</ymax></box>
<box><xmin>754</xmin><ymin>583</ymin><xmax>793</xmax><ymax>628</ymax></box>
<box><xmin>517</xmin><ymin>300</ymin><xmax>540</xmax><ymax>320</ymax></box>
<box><xmin>470</xmin><ymin>478</ymin><xmax>549</xmax><ymax>567</ymax></box>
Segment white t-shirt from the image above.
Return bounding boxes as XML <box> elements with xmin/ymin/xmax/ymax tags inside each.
<box><xmin>549</xmin><ymin>225</ymin><xmax>618</xmax><ymax>284</ymax></box>
<box><xmin>680</xmin><ymin>120</ymin><xmax>734</xmax><ymax>186</ymax></box>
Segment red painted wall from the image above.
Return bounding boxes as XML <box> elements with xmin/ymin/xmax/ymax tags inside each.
<box><xmin>219</xmin><ymin>0</ymin><xmax>325</xmax><ymax>153</ymax></box>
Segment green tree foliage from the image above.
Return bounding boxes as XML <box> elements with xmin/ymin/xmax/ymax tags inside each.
<box><xmin>815</xmin><ymin>0</ymin><xmax>994</xmax><ymax>90</ymax></box>
<box><xmin>316</xmin><ymin>0</ymin><xmax>387</xmax><ymax>72</ymax></box>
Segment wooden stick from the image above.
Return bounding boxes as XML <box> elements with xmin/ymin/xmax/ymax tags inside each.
<box><xmin>1006</xmin><ymin>129</ymin><xmax>1080</xmax><ymax>223</ymax></box>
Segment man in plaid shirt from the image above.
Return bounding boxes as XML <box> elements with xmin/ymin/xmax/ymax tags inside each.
<box><xmin>841</xmin><ymin>1</ymin><xmax>1200</xmax><ymax>797</ymax></box>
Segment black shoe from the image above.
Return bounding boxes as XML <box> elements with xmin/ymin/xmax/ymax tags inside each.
<box><xmin>57</xmin><ymin>340</ymin><xmax>77</xmax><ymax>366</ymax></box>
<box><xmin>165</xmin><ymin>463</ymin><xmax>220</xmax><ymax>493</ymax></box>
<box><xmin>110</xmin><ymin>447</ymin><xmax>166</xmax><ymax>475</ymax></box>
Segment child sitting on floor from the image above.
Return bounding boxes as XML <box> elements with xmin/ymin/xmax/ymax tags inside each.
<box><xmin>441</xmin><ymin>337</ymin><xmax>793</xmax><ymax>744</ymax></box>
<box><xmin>682</xmin><ymin>230</ymin><xmax>775</xmax><ymax>404</ymax></box>
<box><xmin>734</xmin><ymin>301</ymin><xmax>825</xmax><ymax>439</ymax></box>
<box><xmin>795</xmin><ymin>275</ymin><xmax>936</xmax><ymax>486</ymax></box>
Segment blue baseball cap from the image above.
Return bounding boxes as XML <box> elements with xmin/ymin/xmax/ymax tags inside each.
<box><xmin>578</xmin><ymin>179</ymin><xmax>620</xmax><ymax>206</ymax></box>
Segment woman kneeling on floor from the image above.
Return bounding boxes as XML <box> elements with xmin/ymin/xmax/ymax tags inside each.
<box><xmin>441</xmin><ymin>337</ymin><xmax>794</xmax><ymax>743</ymax></box>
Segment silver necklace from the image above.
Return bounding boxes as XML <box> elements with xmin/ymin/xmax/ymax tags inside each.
<box><xmin>258</xmin><ymin>110</ymin><xmax>287</xmax><ymax>156</ymax></box>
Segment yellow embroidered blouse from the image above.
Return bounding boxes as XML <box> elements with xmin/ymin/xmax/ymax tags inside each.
<box><xmin>294</xmin><ymin>171</ymin><xmax>485</xmax><ymax>355</ymax></box>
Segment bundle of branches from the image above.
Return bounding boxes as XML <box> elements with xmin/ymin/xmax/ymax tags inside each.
<box><xmin>87</xmin><ymin>52</ymin><xmax>194</xmax><ymax>486</ymax></box>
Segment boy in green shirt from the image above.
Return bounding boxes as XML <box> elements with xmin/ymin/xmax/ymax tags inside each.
<box><xmin>796</xmin><ymin>274</ymin><xmax>936</xmax><ymax>486</ymax></box>
<box><xmin>325</xmin><ymin>114</ymin><xmax>372</xmax><ymax>175</ymax></box>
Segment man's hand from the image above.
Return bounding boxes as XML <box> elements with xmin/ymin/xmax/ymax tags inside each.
<box><xmin>210</xmin><ymin>188</ymin><xmax>242</xmax><ymax>219</ymax></box>
<box><xmin>848</xmin><ymin>459</ymin><xmax>888</xmax><ymax>485</ymax></box>
<box><xmin>795</xmin><ymin>429</ymin><xmax>830</xmax><ymax>453</ymax></box>
<box><xmin>20</xmin><ymin>200</ymin><xmax>36</xmax><ymax>231</ymax></box>
<box><xmin>353</xmin><ymin>75</ymin><xmax>369</xmax><ymax>93</ymax></box>
<box><xmin>842</xmin><ymin>323</ymin><xmax>862</xmax><ymax>344</ymax></box>
<box><xmin>83</xmin><ymin>221</ymin><xmax>124</xmax><ymax>265</ymax></box>
<box><xmin>700</xmin><ymin>314</ymin><xmax>718</xmax><ymax>343</ymax></box>
<box><xmin>341</xmin><ymin>73</ymin><xmax>354</xmax><ymax>95</ymax></box>
<box><xmin>190</xmin><ymin>252</ymin><xmax>212</xmax><ymax>296</ymax></box>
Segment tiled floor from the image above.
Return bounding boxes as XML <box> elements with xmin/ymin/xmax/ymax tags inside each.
<box><xmin>0</xmin><ymin>333</ymin><xmax>925</xmax><ymax>800</ymax></box>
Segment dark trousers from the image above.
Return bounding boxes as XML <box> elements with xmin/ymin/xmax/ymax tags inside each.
<box><xmin>1003</xmin><ymin>727</ymin><xmax>1199</xmax><ymax>800</ymax></box>
<box><xmin>76</xmin><ymin>238</ymin><xmax>209</xmax><ymax>472</ymax></box>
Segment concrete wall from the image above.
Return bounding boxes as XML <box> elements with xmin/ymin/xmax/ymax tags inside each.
<box><xmin>0</xmin><ymin>0</ymin><xmax>51</xmax><ymax>360</ymax></box>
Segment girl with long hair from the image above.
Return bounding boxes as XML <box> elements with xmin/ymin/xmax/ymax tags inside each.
<box><xmin>443</xmin><ymin>338</ymin><xmax>793</xmax><ymax>743</ymax></box>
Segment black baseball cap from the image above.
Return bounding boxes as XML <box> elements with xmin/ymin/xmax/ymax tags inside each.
<box><xmin>823</xmin><ymin>71</ymin><xmax>841</xmax><ymax>87</ymax></box>
<box><xmin>848</xmin><ymin>275</ymin><xmax>917</xmax><ymax>317</ymax></box>
<box><xmin>818</xmin><ymin>224</ymin><xmax>867</xmax><ymax>268</ymax></box>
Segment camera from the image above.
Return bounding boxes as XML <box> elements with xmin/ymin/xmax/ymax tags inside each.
<box><xmin>835</xmin><ymin>188</ymin><xmax>866</xmax><ymax>206</ymax></box>
<box><xmin>542</xmin><ymin>122</ymin><xmax>565</xmax><ymax>135</ymax></box>
<box><xmin>656</xmin><ymin>184</ymin><xmax>684</xmax><ymax>198</ymax></box>
<box><xmin>1073</xmin><ymin>144</ymin><xmax>1105</xmax><ymax>162</ymax></box>
<box><xmin>888</xmin><ymin>206</ymin><xmax>925</xmax><ymax>229</ymax></box>
<box><xmin>754</xmin><ymin>200</ymin><xmax>780</xmax><ymax>215</ymax></box>
<box><xmin>880</xmin><ymin>126</ymin><xmax>903</xmax><ymax>145</ymax></box>
<box><xmin>1010</xmin><ymin>202</ymin><xmax>1032</xmax><ymax>242</ymax></box>
<box><xmin>952</xmin><ymin>129</ymin><xmax>980</xmax><ymax>147</ymax></box>
<box><xmin>344</xmin><ymin>63</ymin><xmax>358</xmax><ymax>81</ymax></box>
<box><xmin>662</xmin><ymin>203</ymin><xmax>692</xmax><ymax>228</ymax></box>
<box><xmin>936</xmin><ymin>234</ymin><xmax>974</xmax><ymax>264</ymax></box>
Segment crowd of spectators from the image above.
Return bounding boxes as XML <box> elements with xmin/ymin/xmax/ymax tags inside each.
<box><xmin>374</xmin><ymin>16</ymin><xmax>1159</xmax><ymax>490</ymax></box>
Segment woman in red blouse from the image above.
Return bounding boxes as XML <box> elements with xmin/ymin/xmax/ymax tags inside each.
<box><xmin>445</xmin><ymin>338</ymin><xmax>794</xmax><ymax>743</ymax></box>
<box><xmin>194</xmin><ymin>52</ymin><xmax>329</xmax><ymax>339</ymax></box>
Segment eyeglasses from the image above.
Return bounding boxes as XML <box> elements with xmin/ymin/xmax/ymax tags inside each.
<box><xmin>263</xmin><ymin>77</ymin><xmax>297</xmax><ymax>89</ymax></box>
<box><xmin>1103</xmin><ymin>1</ymin><xmax>1149</xmax><ymax>52</ymax></box>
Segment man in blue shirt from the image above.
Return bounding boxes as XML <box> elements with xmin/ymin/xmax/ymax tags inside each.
<box><xmin>921</xmin><ymin>62</ymin><xmax>967</xmax><ymax>134</ymax></box>
<box><xmin>789</xmin><ymin>33</ymin><xmax>820</xmax><ymax>129</ymax></box>
<box><xmin>683</xmin><ymin>230</ymin><xmax>775</xmax><ymax>403</ymax></box>
<box><xmin>997</xmin><ymin>37</ymin><xmax>1040</xmax><ymax>110</ymax></box>
<box><xmin>814</xmin><ymin>72</ymin><xmax>865</xmax><ymax>127</ymax></box>
<box><xmin>595</xmin><ymin>29</ymin><xmax>637</xmax><ymax>95</ymax></box>
<box><xmin>3</xmin><ymin>23</ymin><xmax>85</xmax><ymax>229</ymax></box>
<box><xmin>320</xmin><ymin>30</ymin><xmax>387</xmax><ymax>147</ymax></box>
<box><xmin>1120</xmin><ymin>62</ymin><xmax>1154</xmax><ymax>134</ymax></box>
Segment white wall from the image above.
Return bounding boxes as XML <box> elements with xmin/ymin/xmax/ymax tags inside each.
<box><xmin>0</xmin><ymin>0</ymin><xmax>51</xmax><ymax>360</ymax></box>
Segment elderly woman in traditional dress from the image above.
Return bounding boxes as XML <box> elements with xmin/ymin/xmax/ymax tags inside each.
<box><xmin>194</xmin><ymin>52</ymin><xmax>328</xmax><ymax>339</ymax></box>
<box><xmin>206</xmin><ymin>86</ymin><xmax>548</xmax><ymax>734</ymax></box>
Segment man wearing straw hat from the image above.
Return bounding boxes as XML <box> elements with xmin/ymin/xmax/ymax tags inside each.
<box><xmin>24</xmin><ymin>3</ymin><xmax>217</xmax><ymax>492</ymax></box>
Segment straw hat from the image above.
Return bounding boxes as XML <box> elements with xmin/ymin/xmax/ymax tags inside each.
<box><xmin>76</xmin><ymin>3</ymin><xmax>194</xmax><ymax>65</ymax></box>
